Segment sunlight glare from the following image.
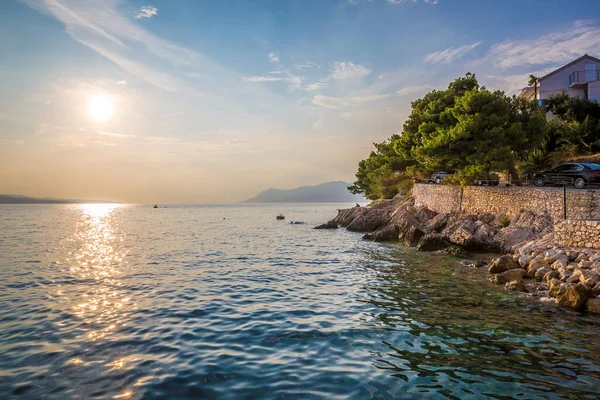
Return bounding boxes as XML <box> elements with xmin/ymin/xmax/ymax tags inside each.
<box><xmin>88</xmin><ymin>94</ymin><xmax>115</xmax><ymax>122</ymax></box>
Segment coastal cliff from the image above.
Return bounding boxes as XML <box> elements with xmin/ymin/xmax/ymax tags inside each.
<box><xmin>318</xmin><ymin>195</ymin><xmax>600</xmax><ymax>314</ymax></box>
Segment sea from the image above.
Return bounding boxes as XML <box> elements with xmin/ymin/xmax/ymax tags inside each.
<box><xmin>1</xmin><ymin>203</ymin><xmax>600</xmax><ymax>399</ymax></box>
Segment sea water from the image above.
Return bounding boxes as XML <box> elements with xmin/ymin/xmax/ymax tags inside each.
<box><xmin>1</xmin><ymin>204</ymin><xmax>599</xmax><ymax>399</ymax></box>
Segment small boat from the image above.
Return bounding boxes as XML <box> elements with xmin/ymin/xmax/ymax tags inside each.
<box><xmin>153</xmin><ymin>204</ymin><xmax>158</xmax><ymax>209</ymax></box>
<box><xmin>276</xmin><ymin>214</ymin><xmax>285</xmax><ymax>220</ymax></box>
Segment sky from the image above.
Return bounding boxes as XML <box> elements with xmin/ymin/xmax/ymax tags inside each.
<box><xmin>1</xmin><ymin>0</ymin><xmax>600</xmax><ymax>203</ymax></box>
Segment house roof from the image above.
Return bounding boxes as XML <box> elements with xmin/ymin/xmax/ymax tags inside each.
<box><xmin>538</xmin><ymin>54</ymin><xmax>600</xmax><ymax>82</ymax></box>
<box><xmin>518</xmin><ymin>86</ymin><xmax>534</xmax><ymax>99</ymax></box>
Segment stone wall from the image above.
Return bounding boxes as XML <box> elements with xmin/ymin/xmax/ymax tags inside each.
<box><xmin>554</xmin><ymin>219</ymin><xmax>600</xmax><ymax>249</ymax></box>
<box><xmin>412</xmin><ymin>184</ymin><xmax>462</xmax><ymax>214</ymax></box>
<box><xmin>412</xmin><ymin>183</ymin><xmax>600</xmax><ymax>219</ymax></box>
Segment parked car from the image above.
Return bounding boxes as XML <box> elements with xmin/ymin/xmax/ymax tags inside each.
<box><xmin>428</xmin><ymin>171</ymin><xmax>453</xmax><ymax>184</ymax></box>
<box><xmin>473</xmin><ymin>172</ymin><xmax>500</xmax><ymax>186</ymax></box>
<box><xmin>533</xmin><ymin>163</ymin><xmax>600</xmax><ymax>189</ymax></box>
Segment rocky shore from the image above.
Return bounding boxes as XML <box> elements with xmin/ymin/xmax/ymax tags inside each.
<box><xmin>317</xmin><ymin>196</ymin><xmax>600</xmax><ymax>314</ymax></box>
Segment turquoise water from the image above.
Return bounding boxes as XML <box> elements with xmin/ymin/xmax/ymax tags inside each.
<box><xmin>1</xmin><ymin>204</ymin><xmax>600</xmax><ymax>399</ymax></box>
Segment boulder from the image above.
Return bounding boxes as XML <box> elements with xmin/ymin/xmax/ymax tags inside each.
<box><xmin>558</xmin><ymin>268</ymin><xmax>572</xmax><ymax>281</ymax></box>
<box><xmin>518</xmin><ymin>254</ymin><xmax>533</xmax><ymax>268</ymax></box>
<box><xmin>425</xmin><ymin>212</ymin><xmax>451</xmax><ymax>233</ymax></box>
<box><xmin>346</xmin><ymin>208</ymin><xmax>391</xmax><ymax>232</ymax></box>
<box><xmin>444</xmin><ymin>216</ymin><xmax>500</xmax><ymax>252</ymax></box>
<box><xmin>551</xmin><ymin>257</ymin><xmax>568</xmax><ymax>270</ymax></box>
<box><xmin>534</xmin><ymin>267</ymin><xmax>553</xmax><ymax>281</ymax></box>
<box><xmin>566</xmin><ymin>270</ymin><xmax>583</xmax><ymax>284</ymax></box>
<box><xmin>399</xmin><ymin>225</ymin><xmax>426</xmax><ymax>247</ymax></box>
<box><xmin>586</xmin><ymin>298</ymin><xmax>600</xmax><ymax>314</ymax></box>
<box><xmin>566</xmin><ymin>251</ymin><xmax>579</xmax><ymax>262</ymax></box>
<box><xmin>549</xmin><ymin>279</ymin><xmax>569</xmax><ymax>298</ymax></box>
<box><xmin>505</xmin><ymin>280</ymin><xmax>525</xmax><ymax>292</ymax></box>
<box><xmin>566</xmin><ymin>263</ymin><xmax>578</xmax><ymax>272</ymax></box>
<box><xmin>527</xmin><ymin>260</ymin><xmax>547</xmax><ymax>278</ymax></box>
<box><xmin>417</xmin><ymin>233</ymin><xmax>450</xmax><ymax>252</ymax></box>
<box><xmin>592</xmin><ymin>283</ymin><xmax>600</xmax><ymax>298</ymax></box>
<box><xmin>543</xmin><ymin>270</ymin><xmax>560</xmax><ymax>282</ymax></box>
<box><xmin>498</xmin><ymin>211</ymin><xmax>552</xmax><ymax>252</ymax></box>
<box><xmin>579</xmin><ymin>270</ymin><xmax>600</xmax><ymax>287</ymax></box>
<box><xmin>578</xmin><ymin>261</ymin><xmax>593</xmax><ymax>270</ymax></box>
<box><xmin>363</xmin><ymin>226</ymin><xmax>397</xmax><ymax>242</ymax></box>
<box><xmin>314</xmin><ymin>221</ymin><xmax>338</xmax><ymax>230</ymax></box>
<box><xmin>544</xmin><ymin>250</ymin><xmax>560</xmax><ymax>264</ymax></box>
<box><xmin>494</xmin><ymin>268</ymin><xmax>526</xmax><ymax>284</ymax></box>
<box><xmin>558</xmin><ymin>284</ymin><xmax>593</xmax><ymax>311</ymax></box>
<box><xmin>488</xmin><ymin>255</ymin><xmax>521</xmax><ymax>274</ymax></box>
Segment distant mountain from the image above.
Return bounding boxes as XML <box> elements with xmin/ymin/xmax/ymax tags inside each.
<box><xmin>242</xmin><ymin>181</ymin><xmax>365</xmax><ymax>203</ymax></box>
<box><xmin>0</xmin><ymin>194</ymin><xmax>117</xmax><ymax>204</ymax></box>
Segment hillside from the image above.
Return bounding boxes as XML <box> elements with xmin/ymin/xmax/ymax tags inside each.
<box><xmin>242</xmin><ymin>181</ymin><xmax>365</xmax><ymax>203</ymax></box>
<box><xmin>0</xmin><ymin>195</ymin><xmax>116</xmax><ymax>204</ymax></box>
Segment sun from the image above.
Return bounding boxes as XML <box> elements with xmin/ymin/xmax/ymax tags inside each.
<box><xmin>88</xmin><ymin>94</ymin><xmax>115</xmax><ymax>122</ymax></box>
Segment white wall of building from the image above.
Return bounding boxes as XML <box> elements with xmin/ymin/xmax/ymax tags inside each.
<box><xmin>539</xmin><ymin>58</ymin><xmax>600</xmax><ymax>100</ymax></box>
<box><xmin>589</xmin><ymin>81</ymin><xmax>600</xmax><ymax>102</ymax></box>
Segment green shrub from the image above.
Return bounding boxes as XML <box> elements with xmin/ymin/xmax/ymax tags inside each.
<box><xmin>499</xmin><ymin>215</ymin><xmax>511</xmax><ymax>228</ymax></box>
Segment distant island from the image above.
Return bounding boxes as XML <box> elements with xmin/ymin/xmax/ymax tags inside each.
<box><xmin>0</xmin><ymin>195</ymin><xmax>117</xmax><ymax>204</ymax></box>
<box><xmin>242</xmin><ymin>181</ymin><xmax>365</xmax><ymax>203</ymax></box>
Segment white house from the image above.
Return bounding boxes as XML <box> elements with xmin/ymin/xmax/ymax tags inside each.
<box><xmin>519</xmin><ymin>54</ymin><xmax>600</xmax><ymax>102</ymax></box>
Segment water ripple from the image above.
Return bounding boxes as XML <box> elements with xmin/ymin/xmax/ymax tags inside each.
<box><xmin>1</xmin><ymin>204</ymin><xmax>600</xmax><ymax>399</ymax></box>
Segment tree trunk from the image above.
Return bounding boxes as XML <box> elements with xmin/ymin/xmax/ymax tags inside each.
<box><xmin>508</xmin><ymin>165</ymin><xmax>521</xmax><ymax>185</ymax></box>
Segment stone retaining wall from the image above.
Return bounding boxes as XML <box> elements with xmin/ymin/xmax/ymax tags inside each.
<box><xmin>412</xmin><ymin>184</ymin><xmax>462</xmax><ymax>214</ymax></box>
<box><xmin>413</xmin><ymin>183</ymin><xmax>600</xmax><ymax>219</ymax></box>
<box><xmin>554</xmin><ymin>219</ymin><xmax>600</xmax><ymax>249</ymax></box>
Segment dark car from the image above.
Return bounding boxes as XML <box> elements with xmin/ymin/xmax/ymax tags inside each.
<box><xmin>473</xmin><ymin>171</ymin><xmax>500</xmax><ymax>186</ymax></box>
<box><xmin>428</xmin><ymin>171</ymin><xmax>453</xmax><ymax>184</ymax></box>
<box><xmin>533</xmin><ymin>163</ymin><xmax>600</xmax><ymax>189</ymax></box>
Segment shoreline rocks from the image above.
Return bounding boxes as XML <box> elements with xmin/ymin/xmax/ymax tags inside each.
<box><xmin>318</xmin><ymin>198</ymin><xmax>600</xmax><ymax>314</ymax></box>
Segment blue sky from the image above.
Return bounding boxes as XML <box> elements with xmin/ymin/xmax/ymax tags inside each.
<box><xmin>1</xmin><ymin>0</ymin><xmax>600</xmax><ymax>202</ymax></box>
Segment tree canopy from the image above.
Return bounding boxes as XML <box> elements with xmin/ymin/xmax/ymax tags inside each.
<box><xmin>350</xmin><ymin>73</ymin><xmax>550</xmax><ymax>199</ymax></box>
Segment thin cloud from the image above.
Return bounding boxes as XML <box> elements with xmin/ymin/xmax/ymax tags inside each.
<box><xmin>312</xmin><ymin>93</ymin><xmax>392</xmax><ymax>109</ymax></box>
<box><xmin>292</xmin><ymin>62</ymin><xmax>319</xmax><ymax>70</ymax></box>
<box><xmin>424</xmin><ymin>42</ymin><xmax>482</xmax><ymax>64</ymax></box>
<box><xmin>486</xmin><ymin>67</ymin><xmax>556</xmax><ymax>95</ymax></box>
<box><xmin>97</xmin><ymin>131</ymin><xmax>136</xmax><ymax>138</ymax></box>
<box><xmin>146</xmin><ymin>136</ymin><xmax>181</xmax><ymax>145</ymax></box>
<box><xmin>304</xmin><ymin>80</ymin><xmax>328</xmax><ymax>91</ymax></box>
<box><xmin>268</xmin><ymin>52</ymin><xmax>280</xmax><ymax>63</ymax></box>
<box><xmin>115</xmin><ymin>80</ymin><xmax>127</xmax><ymax>85</ymax></box>
<box><xmin>395</xmin><ymin>84</ymin><xmax>434</xmax><ymax>96</ymax></box>
<box><xmin>285</xmin><ymin>72</ymin><xmax>303</xmax><ymax>90</ymax></box>
<box><xmin>487</xmin><ymin>21</ymin><xmax>600</xmax><ymax>69</ymax></box>
<box><xmin>242</xmin><ymin>76</ymin><xmax>283</xmax><ymax>82</ymax></box>
<box><xmin>135</xmin><ymin>6</ymin><xmax>158</xmax><ymax>19</ymax></box>
<box><xmin>332</xmin><ymin>61</ymin><xmax>371</xmax><ymax>80</ymax></box>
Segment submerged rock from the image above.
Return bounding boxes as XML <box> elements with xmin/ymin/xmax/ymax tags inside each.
<box><xmin>443</xmin><ymin>245</ymin><xmax>472</xmax><ymax>258</ymax></box>
<box><xmin>494</xmin><ymin>268</ymin><xmax>526</xmax><ymax>284</ymax></box>
<box><xmin>505</xmin><ymin>280</ymin><xmax>525</xmax><ymax>292</ymax></box>
<box><xmin>417</xmin><ymin>233</ymin><xmax>450</xmax><ymax>252</ymax></box>
<box><xmin>467</xmin><ymin>260</ymin><xmax>488</xmax><ymax>269</ymax></box>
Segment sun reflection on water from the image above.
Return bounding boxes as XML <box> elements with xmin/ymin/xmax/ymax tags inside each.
<box><xmin>61</xmin><ymin>204</ymin><xmax>137</xmax><ymax>375</ymax></box>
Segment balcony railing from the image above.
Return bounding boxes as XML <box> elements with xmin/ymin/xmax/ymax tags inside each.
<box><xmin>569</xmin><ymin>70</ymin><xmax>600</xmax><ymax>85</ymax></box>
